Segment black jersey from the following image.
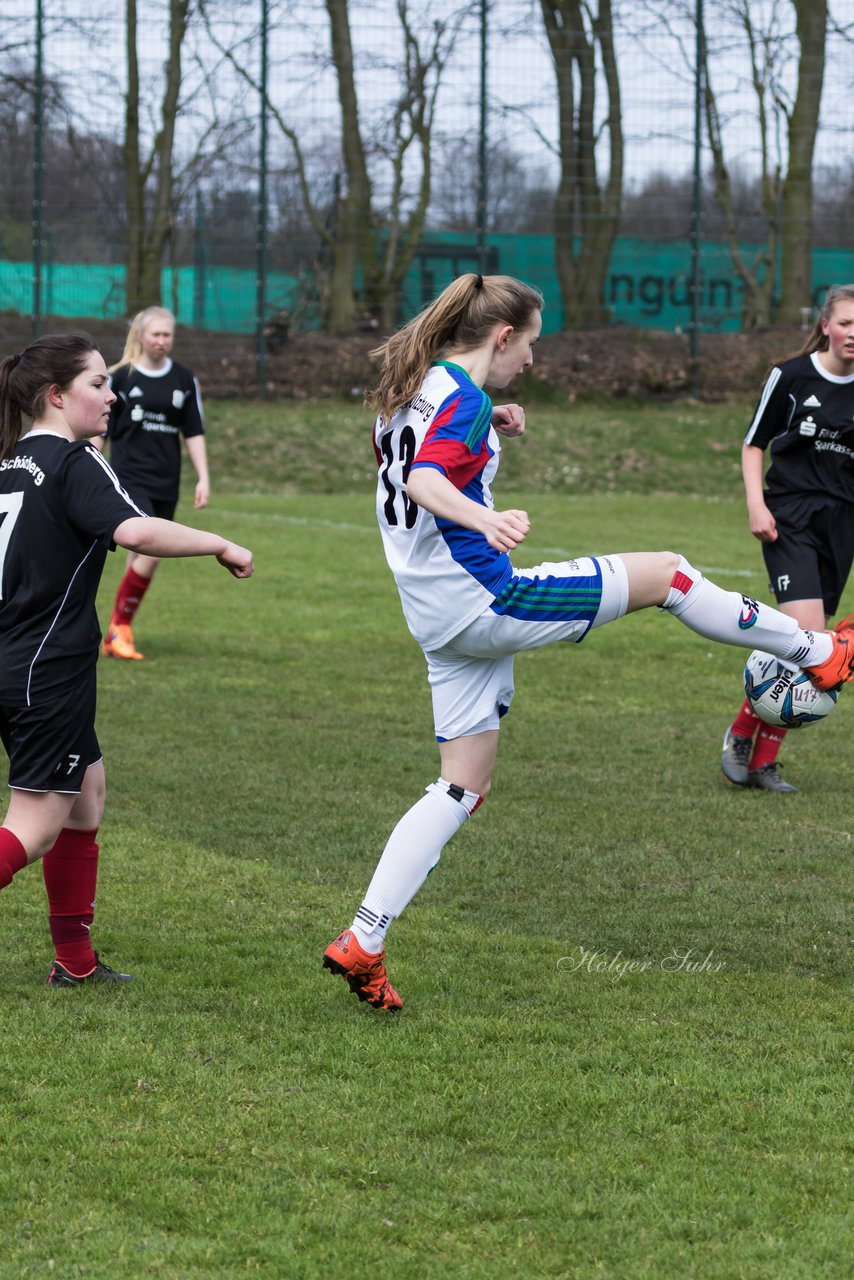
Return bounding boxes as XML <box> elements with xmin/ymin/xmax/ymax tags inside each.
<box><xmin>107</xmin><ymin>359</ymin><xmax>204</xmax><ymax>503</ymax></box>
<box><xmin>0</xmin><ymin>432</ymin><xmax>145</xmax><ymax>704</ymax></box>
<box><xmin>744</xmin><ymin>353</ymin><xmax>854</xmax><ymax>506</ymax></box>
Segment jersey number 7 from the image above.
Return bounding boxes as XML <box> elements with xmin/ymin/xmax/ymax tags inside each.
<box><xmin>0</xmin><ymin>492</ymin><xmax>24</xmax><ymax>600</ymax></box>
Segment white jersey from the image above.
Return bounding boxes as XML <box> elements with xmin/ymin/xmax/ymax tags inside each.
<box><xmin>374</xmin><ymin>361</ymin><xmax>514</xmax><ymax>651</ymax></box>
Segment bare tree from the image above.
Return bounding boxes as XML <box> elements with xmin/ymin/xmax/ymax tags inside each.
<box><xmin>778</xmin><ymin>0</ymin><xmax>827</xmax><ymax>323</ymax></box>
<box><xmin>123</xmin><ymin>0</ymin><xmax>191</xmax><ymax>312</ymax></box>
<box><xmin>203</xmin><ymin>0</ymin><xmax>460</xmax><ymax>332</ymax></box>
<box><xmin>428</xmin><ymin>137</ymin><xmax>555</xmax><ymax>234</ymax></box>
<box><xmin>702</xmin><ymin>0</ymin><xmax>827</xmax><ymax>328</ymax></box>
<box><xmin>540</xmin><ymin>0</ymin><xmax>623</xmax><ymax>328</ymax></box>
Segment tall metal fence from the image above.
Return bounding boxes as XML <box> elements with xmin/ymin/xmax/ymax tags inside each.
<box><xmin>1</xmin><ymin>1</ymin><xmax>852</xmax><ymax>345</ymax></box>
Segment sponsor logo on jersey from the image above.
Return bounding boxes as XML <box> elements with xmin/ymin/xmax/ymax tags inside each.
<box><xmin>799</xmin><ymin>416</ymin><xmax>817</xmax><ymax>437</ymax></box>
<box><xmin>131</xmin><ymin>405</ymin><xmax>145</xmax><ymax>422</ymax></box>
<box><xmin>738</xmin><ymin>595</ymin><xmax>760</xmax><ymax>630</ymax></box>
<box><xmin>803</xmin><ymin>394</ymin><xmax>821</xmax><ymax>408</ymax></box>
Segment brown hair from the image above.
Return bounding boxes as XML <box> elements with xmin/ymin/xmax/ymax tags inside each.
<box><xmin>784</xmin><ymin>284</ymin><xmax>854</xmax><ymax>362</ymax></box>
<box><xmin>112</xmin><ymin>305</ymin><xmax>175</xmax><ymax>371</ymax></box>
<box><xmin>0</xmin><ymin>331</ymin><xmax>98</xmax><ymax>461</ymax></box>
<box><xmin>368</xmin><ymin>274</ymin><xmax>544</xmax><ymax>422</ymax></box>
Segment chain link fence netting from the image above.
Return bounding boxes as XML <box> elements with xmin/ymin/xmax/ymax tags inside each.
<box><xmin>1</xmin><ymin>0</ymin><xmax>852</xmax><ymax>341</ymax></box>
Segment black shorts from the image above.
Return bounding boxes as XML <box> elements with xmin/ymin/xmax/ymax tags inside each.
<box><xmin>121</xmin><ymin>483</ymin><xmax>178</xmax><ymax>522</ymax></box>
<box><xmin>762</xmin><ymin>498</ymin><xmax>854</xmax><ymax>617</ymax></box>
<box><xmin>0</xmin><ymin>673</ymin><xmax>101</xmax><ymax>793</ymax></box>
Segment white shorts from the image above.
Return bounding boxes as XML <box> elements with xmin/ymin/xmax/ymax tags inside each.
<box><xmin>426</xmin><ymin>555</ymin><xmax>629</xmax><ymax>741</ymax></box>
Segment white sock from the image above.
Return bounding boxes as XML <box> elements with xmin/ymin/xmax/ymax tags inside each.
<box><xmin>663</xmin><ymin>557</ymin><xmax>832</xmax><ymax>666</ymax></box>
<box><xmin>350</xmin><ymin>779</ymin><xmax>482</xmax><ymax>953</ymax></box>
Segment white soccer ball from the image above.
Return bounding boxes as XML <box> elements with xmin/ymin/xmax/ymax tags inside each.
<box><xmin>743</xmin><ymin>649</ymin><xmax>839</xmax><ymax>729</ymax></box>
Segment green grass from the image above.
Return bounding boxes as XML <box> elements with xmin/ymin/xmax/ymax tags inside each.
<box><xmin>1</xmin><ymin>399</ymin><xmax>852</xmax><ymax>1278</ymax></box>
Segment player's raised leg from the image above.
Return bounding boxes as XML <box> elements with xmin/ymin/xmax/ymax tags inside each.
<box><xmin>618</xmin><ymin>551</ymin><xmax>854</xmax><ymax>689</ymax></box>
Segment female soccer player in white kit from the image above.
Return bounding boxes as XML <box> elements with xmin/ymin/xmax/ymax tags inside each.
<box><xmin>323</xmin><ymin>274</ymin><xmax>854</xmax><ymax>1011</ymax></box>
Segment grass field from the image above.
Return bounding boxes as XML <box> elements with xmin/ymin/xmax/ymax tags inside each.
<box><xmin>1</xmin><ymin>398</ymin><xmax>851</xmax><ymax>1279</ymax></box>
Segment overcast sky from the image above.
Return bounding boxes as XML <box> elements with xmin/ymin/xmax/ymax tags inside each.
<box><xmin>3</xmin><ymin>0</ymin><xmax>851</xmax><ymax>190</ymax></box>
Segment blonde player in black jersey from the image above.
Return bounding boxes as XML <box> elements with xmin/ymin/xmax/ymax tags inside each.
<box><xmin>99</xmin><ymin>307</ymin><xmax>209</xmax><ymax>660</ymax></box>
<box><xmin>721</xmin><ymin>284</ymin><xmax>854</xmax><ymax>793</ymax></box>
<box><xmin>0</xmin><ymin>332</ymin><xmax>253</xmax><ymax>986</ymax></box>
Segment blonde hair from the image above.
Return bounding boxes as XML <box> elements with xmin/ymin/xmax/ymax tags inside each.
<box><xmin>111</xmin><ymin>306</ymin><xmax>176</xmax><ymax>371</ymax></box>
<box><xmin>368</xmin><ymin>274</ymin><xmax>543</xmax><ymax>423</ymax></box>
<box><xmin>786</xmin><ymin>284</ymin><xmax>854</xmax><ymax>361</ymax></box>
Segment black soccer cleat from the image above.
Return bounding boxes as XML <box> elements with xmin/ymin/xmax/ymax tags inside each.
<box><xmin>46</xmin><ymin>953</ymin><xmax>134</xmax><ymax>987</ymax></box>
<box><xmin>748</xmin><ymin>763</ymin><xmax>798</xmax><ymax>794</ymax></box>
<box><xmin>721</xmin><ymin>724</ymin><xmax>752</xmax><ymax>787</ymax></box>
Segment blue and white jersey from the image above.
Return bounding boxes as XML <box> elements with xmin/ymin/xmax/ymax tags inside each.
<box><xmin>374</xmin><ymin>361</ymin><xmax>514</xmax><ymax>651</ymax></box>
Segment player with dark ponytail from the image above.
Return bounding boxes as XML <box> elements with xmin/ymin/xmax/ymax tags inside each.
<box><xmin>323</xmin><ymin>273</ymin><xmax>854</xmax><ymax>1011</ymax></box>
<box><xmin>0</xmin><ymin>333</ymin><xmax>253</xmax><ymax>986</ymax></box>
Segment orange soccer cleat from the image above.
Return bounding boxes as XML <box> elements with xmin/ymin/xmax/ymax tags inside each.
<box><xmin>102</xmin><ymin>622</ymin><xmax>144</xmax><ymax>661</ymax></box>
<box><xmin>322</xmin><ymin>929</ymin><xmax>403</xmax><ymax>1011</ymax></box>
<box><xmin>805</xmin><ymin>613</ymin><xmax>854</xmax><ymax>692</ymax></box>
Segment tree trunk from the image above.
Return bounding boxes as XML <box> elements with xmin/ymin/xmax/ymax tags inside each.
<box><xmin>778</xmin><ymin>0</ymin><xmax>826</xmax><ymax>324</ymax></box>
<box><xmin>123</xmin><ymin>0</ymin><xmax>190</xmax><ymax>315</ymax></box>
<box><xmin>325</xmin><ymin>0</ymin><xmax>373</xmax><ymax>333</ymax></box>
<box><xmin>123</xmin><ymin>0</ymin><xmax>144</xmax><ymax>311</ymax></box>
<box><xmin>541</xmin><ymin>0</ymin><xmax>622</xmax><ymax>329</ymax></box>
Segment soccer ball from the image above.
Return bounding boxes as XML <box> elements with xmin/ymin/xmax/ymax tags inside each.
<box><xmin>743</xmin><ymin>650</ymin><xmax>839</xmax><ymax>729</ymax></box>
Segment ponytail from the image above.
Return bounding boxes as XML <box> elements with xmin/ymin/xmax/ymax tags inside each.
<box><xmin>368</xmin><ymin>274</ymin><xmax>543</xmax><ymax>423</ymax></box>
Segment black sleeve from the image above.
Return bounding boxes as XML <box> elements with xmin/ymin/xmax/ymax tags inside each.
<box><xmin>60</xmin><ymin>443</ymin><xmax>148</xmax><ymax>545</ymax></box>
<box><xmin>179</xmin><ymin>368</ymin><xmax>205</xmax><ymax>439</ymax></box>
<box><xmin>744</xmin><ymin>366</ymin><xmax>794</xmax><ymax>450</ymax></box>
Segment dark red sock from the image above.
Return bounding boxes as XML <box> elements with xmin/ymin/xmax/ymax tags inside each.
<box><xmin>0</xmin><ymin>827</ymin><xmax>28</xmax><ymax>890</ymax></box>
<box><xmin>111</xmin><ymin>566</ymin><xmax>151</xmax><ymax>625</ymax></box>
<box><xmin>750</xmin><ymin>724</ymin><xmax>787</xmax><ymax>771</ymax></box>
<box><xmin>732</xmin><ymin>697</ymin><xmax>762</xmax><ymax>740</ymax></box>
<box><xmin>42</xmin><ymin>827</ymin><xmax>99</xmax><ymax>976</ymax></box>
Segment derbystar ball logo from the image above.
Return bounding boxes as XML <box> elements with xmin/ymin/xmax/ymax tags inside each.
<box><xmin>739</xmin><ymin>596</ymin><xmax>760</xmax><ymax>629</ymax></box>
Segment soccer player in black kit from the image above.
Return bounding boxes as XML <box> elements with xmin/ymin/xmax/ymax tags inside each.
<box><xmin>0</xmin><ymin>332</ymin><xmax>253</xmax><ymax>986</ymax></box>
<box><xmin>99</xmin><ymin>306</ymin><xmax>210</xmax><ymax>660</ymax></box>
<box><xmin>722</xmin><ymin>284</ymin><xmax>854</xmax><ymax>792</ymax></box>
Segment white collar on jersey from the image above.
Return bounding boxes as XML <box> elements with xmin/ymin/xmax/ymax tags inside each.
<box><xmin>132</xmin><ymin>358</ymin><xmax>174</xmax><ymax>378</ymax></box>
<box><xmin>20</xmin><ymin>428</ymin><xmax>72</xmax><ymax>441</ymax></box>
<box><xmin>810</xmin><ymin>351</ymin><xmax>854</xmax><ymax>384</ymax></box>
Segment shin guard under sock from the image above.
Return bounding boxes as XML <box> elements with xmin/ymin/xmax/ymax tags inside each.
<box><xmin>351</xmin><ymin>779</ymin><xmax>482</xmax><ymax>952</ymax></box>
<box><xmin>663</xmin><ymin>556</ymin><xmax>831</xmax><ymax>666</ymax></box>
<box><xmin>0</xmin><ymin>828</ymin><xmax>28</xmax><ymax>890</ymax></box>
<box><xmin>42</xmin><ymin>827</ymin><xmax>99</xmax><ymax>975</ymax></box>
<box><xmin>112</xmin><ymin>566</ymin><xmax>151</xmax><ymax>626</ymax></box>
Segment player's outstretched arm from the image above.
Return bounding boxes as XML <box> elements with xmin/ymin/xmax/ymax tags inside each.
<box><xmin>113</xmin><ymin>516</ymin><xmax>254</xmax><ymax>578</ymax></box>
